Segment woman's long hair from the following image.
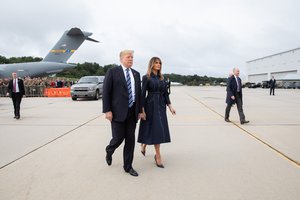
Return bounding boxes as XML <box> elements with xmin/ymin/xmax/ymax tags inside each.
<box><xmin>146</xmin><ymin>57</ymin><xmax>164</xmax><ymax>80</ymax></box>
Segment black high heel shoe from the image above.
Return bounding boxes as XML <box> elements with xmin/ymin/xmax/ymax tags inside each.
<box><xmin>154</xmin><ymin>155</ymin><xmax>164</xmax><ymax>168</ymax></box>
<box><xmin>141</xmin><ymin>144</ymin><xmax>146</xmax><ymax>156</ymax></box>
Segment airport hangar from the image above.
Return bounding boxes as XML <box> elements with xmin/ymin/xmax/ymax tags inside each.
<box><xmin>246</xmin><ymin>47</ymin><xmax>300</xmax><ymax>83</ymax></box>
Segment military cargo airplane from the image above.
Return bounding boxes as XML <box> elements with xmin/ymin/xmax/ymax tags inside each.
<box><xmin>0</xmin><ymin>27</ymin><xmax>98</xmax><ymax>78</ymax></box>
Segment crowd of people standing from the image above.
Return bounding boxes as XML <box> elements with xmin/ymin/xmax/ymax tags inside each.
<box><xmin>0</xmin><ymin>77</ymin><xmax>76</xmax><ymax>97</ymax></box>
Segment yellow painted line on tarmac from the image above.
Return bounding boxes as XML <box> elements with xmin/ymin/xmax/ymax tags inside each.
<box><xmin>186</xmin><ymin>92</ymin><xmax>300</xmax><ymax>168</ymax></box>
<box><xmin>177</xmin><ymin>115</ymin><xmax>217</xmax><ymax>121</ymax></box>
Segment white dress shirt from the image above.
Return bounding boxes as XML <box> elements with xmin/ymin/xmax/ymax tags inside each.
<box><xmin>13</xmin><ymin>78</ymin><xmax>20</xmax><ymax>93</ymax></box>
<box><xmin>234</xmin><ymin>75</ymin><xmax>240</xmax><ymax>92</ymax></box>
<box><xmin>121</xmin><ymin>65</ymin><xmax>136</xmax><ymax>102</ymax></box>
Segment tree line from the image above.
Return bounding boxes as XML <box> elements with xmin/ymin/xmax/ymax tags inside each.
<box><xmin>0</xmin><ymin>55</ymin><xmax>42</xmax><ymax>63</ymax></box>
<box><xmin>0</xmin><ymin>55</ymin><xmax>227</xmax><ymax>85</ymax></box>
<box><xmin>164</xmin><ymin>74</ymin><xmax>226</xmax><ymax>86</ymax></box>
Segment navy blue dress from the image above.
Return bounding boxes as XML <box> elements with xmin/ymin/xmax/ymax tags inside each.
<box><xmin>138</xmin><ymin>73</ymin><xmax>171</xmax><ymax>145</ymax></box>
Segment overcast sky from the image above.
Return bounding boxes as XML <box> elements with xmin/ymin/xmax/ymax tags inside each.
<box><xmin>1</xmin><ymin>0</ymin><xmax>300</xmax><ymax>77</ymax></box>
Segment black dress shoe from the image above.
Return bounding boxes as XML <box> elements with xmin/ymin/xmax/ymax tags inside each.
<box><xmin>106</xmin><ymin>153</ymin><xmax>112</xmax><ymax>166</ymax></box>
<box><xmin>154</xmin><ymin>155</ymin><xmax>164</xmax><ymax>168</ymax></box>
<box><xmin>16</xmin><ymin>116</ymin><xmax>20</xmax><ymax>119</ymax></box>
<box><xmin>13</xmin><ymin>116</ymin><xmax>16</xmax><ymax>119</ymax></box>
<box><xmin>225</xmin><ymin>118</ymin><xmax>231</xmax><ymax>122</ymax></box>
<box><xmin>126</xmin><ymin>168</ymin><xmax>139</xmax><ymax>177</ymax></box>
<box><xmin>241</xmin><ymin>120</ymin><xmax>249</xmax><ymax>124</ymax></box>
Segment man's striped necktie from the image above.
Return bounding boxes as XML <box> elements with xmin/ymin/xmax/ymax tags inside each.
<box><xmin>126</xmin><ymin>68</ymin><xmax>133</xmax><ymax>107</ymax></box>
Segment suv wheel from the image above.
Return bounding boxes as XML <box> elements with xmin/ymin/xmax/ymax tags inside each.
<box><xmin>94</xmin><ymin>90</ymin><xmax>100</xmax><ymax>100</ymax></box>
<box><xmin>72</xmin><ymin>97</ymin><xmax>77</xmax><ymax>101</ymax></box>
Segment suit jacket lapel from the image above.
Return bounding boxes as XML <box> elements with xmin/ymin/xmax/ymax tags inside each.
<box><xmin>233</xmin><ymin>76</ymin><xmax>240</xmax><ymax>90</ymax></box>
<box><xmin>117</xmin><ymin>66</ymin><xmax>127</xmax><ymax>89</ymax></box>
<box><xmin>133</xmin><ymin>70</ymin><xmax>140</xmax><ymax>97</ymax></box>
<box><xmin>238</xmin><ymin>77</ymin><xmax>242</xmax><ymax>90</ymax></box>
<box><xmin>232</xmin><ymin>76</ymin><xmax>237</xmax><ymax>89</ymax></box>
<box><xmin>132</xmin><ymin>69</ymin><xmax>138</xmax><ymax>87</ymax></box>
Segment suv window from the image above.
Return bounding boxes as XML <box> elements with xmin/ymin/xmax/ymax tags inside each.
<box><xmin>99</xmin><ymin>77</ymin><xmax>105</xmax><ymax>82</ymax></box>
<box><xmin>78</xmin><ymin>78</ymin><xmax>98</xmax><ymax>84</ymax></box>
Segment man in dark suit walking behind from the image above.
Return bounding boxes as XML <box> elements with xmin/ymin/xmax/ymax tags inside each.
<box><xmin>102</xmin><ymin>50</ymin><xmax>142</xmax><ymax>177</ymax></box>
<box><xmin>225</xmin><ymin>68</ymin><xmax>249</xmax><ymax>124</ymax></box>
<box><xmin>269</xmin><ymin>75</ymin><xmax>276</xmax><ymax>96</ymax></box>
<box><xmin>6</xmin><ymin>72</ymin><xmax>25</xmax><ymax>119</ymax></box>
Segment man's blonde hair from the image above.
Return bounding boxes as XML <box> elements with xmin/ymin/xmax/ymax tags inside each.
<box><xmin>119</xmin><ymin>50</ymin><xmax>134</xmax><ymax>58</ymax></box>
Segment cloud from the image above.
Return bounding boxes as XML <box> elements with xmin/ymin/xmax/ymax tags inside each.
<box><xmin>1</xmin><ymin>0</ymin><xmax>300</xmax><ymax>78</ymax></box>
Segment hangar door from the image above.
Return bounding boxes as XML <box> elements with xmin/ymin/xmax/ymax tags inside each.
<box><xmin>248</xmin><ymin>73</ymin><xmax>268</xmax><ymax>83</ymax></box>
<box><xmin>271</xmin><ymin>70</ymin><xmax>297</xmax><ymax>79</ymax></box>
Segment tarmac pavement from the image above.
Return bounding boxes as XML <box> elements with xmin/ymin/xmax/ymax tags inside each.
<box><xmin>0</xmin><ymin>86</ymin><xmax>299</xmax><ymax>200</ymax></box>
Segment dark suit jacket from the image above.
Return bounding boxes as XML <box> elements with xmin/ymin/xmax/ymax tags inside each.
<box><xmin>102</xmin><ymin>66</ymin><xmax>142</xmax><ymax>122</ymax></box>
<box><xmin>7</xmin><ymin>78</ymin><xmax>25</xmax><ymax>97</ymax></box>
<box><xmin>226</xmin><ymin>75</ymin><xmax>242</xmax><ymax>105</ymax></box>
<box><xmin>269</xmin><ymin>79</ymin><xmax>276</xmax><ymax>88</ymax></box>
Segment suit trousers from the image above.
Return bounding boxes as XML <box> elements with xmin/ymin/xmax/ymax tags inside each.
<box><xmin>12</xmin><ymin>92</ymin><xmax>23</xmax><ymax>117</ymax></box>
<box><xmin>106</xmin><ymin>105</ymin><xmax>136</xmax><ymax>171</ymax></box>
<box><xmin>225</xmin><ymin>92</ymin><xmax>245</xmax><ymax>122</ymax></box>
<box><xmin>270</xmin><ymin>87</ymin><xmax>275</xmax><ymax>95</ymax></box>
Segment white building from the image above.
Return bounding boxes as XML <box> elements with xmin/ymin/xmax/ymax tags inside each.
<box><xmin>246</xmin><ymin>47</ymin><xmax>300</xmax><ymax>83</ymax></box>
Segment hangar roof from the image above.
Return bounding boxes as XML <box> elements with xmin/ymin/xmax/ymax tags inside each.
<box><xmin>247</xmin><ymin>47</ymin><xmax>300</xmax><ymax>63</ymax></box>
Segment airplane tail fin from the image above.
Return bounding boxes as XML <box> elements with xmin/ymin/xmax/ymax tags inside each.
<box><xmin>43</xmin><ymin>27</ymin><xmax>99</xmax><ymax>63</ymax></box>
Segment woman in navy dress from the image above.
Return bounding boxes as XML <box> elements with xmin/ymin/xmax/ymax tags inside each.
<box><xmin>138</xmin><ymin>57</ymin><xmax>176</xmax><ymax>168</ymax></box>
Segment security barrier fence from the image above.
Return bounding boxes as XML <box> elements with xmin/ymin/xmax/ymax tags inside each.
<box><xmin>0</xmin><ymin>86</ymin><xmax>71</xmax><ymax>97</ymax></box>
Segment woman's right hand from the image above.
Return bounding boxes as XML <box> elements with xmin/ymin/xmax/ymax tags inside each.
<box><xmin>139</xmin><ymin>112</ymin><xmax>146</xmax><ymax>120</ymax></box>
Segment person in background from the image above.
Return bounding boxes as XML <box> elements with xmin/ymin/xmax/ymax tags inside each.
<box><xmin>56</xmin><ymin>79</ymin><xmax>63</xmax><ymax>88</ymax></box>
<box><xmin>166</xmin><ymin>77</ymin><xmax>171</xmax><ymax>94</ymax></box>
<box><xmin>269</xmin><ymin>76</ymin><xmax>276</xmax><ymax>96</ymax></box>
<box><xmin>225</xmin><ymin>68</ymin><xmax>249</xmax><ymax>124</ymax></box>
<box><xmin>6</xmin><ymin>72</ymin><xmax>25</xmax><ymax>119</ymax></box>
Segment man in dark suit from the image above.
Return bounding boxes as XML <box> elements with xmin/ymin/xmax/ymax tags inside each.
<box><xmin>6</xmin><ymin>72</ymin><xmax>25</xmax><ymax>119</ymax></box>
<box><xmin>102</xmin><ymin>50</ymin><xmax>142</xmax><ymax>177</ymax></box>
<box><xmin>269</xmin><ymin>76</ymin><xmax>276</xmax><ymax>96</ymax></box>
<box><xmin>225</xmin><ymin>68</ymin><xmax>249</xmax><ymax>124</ymax></box>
